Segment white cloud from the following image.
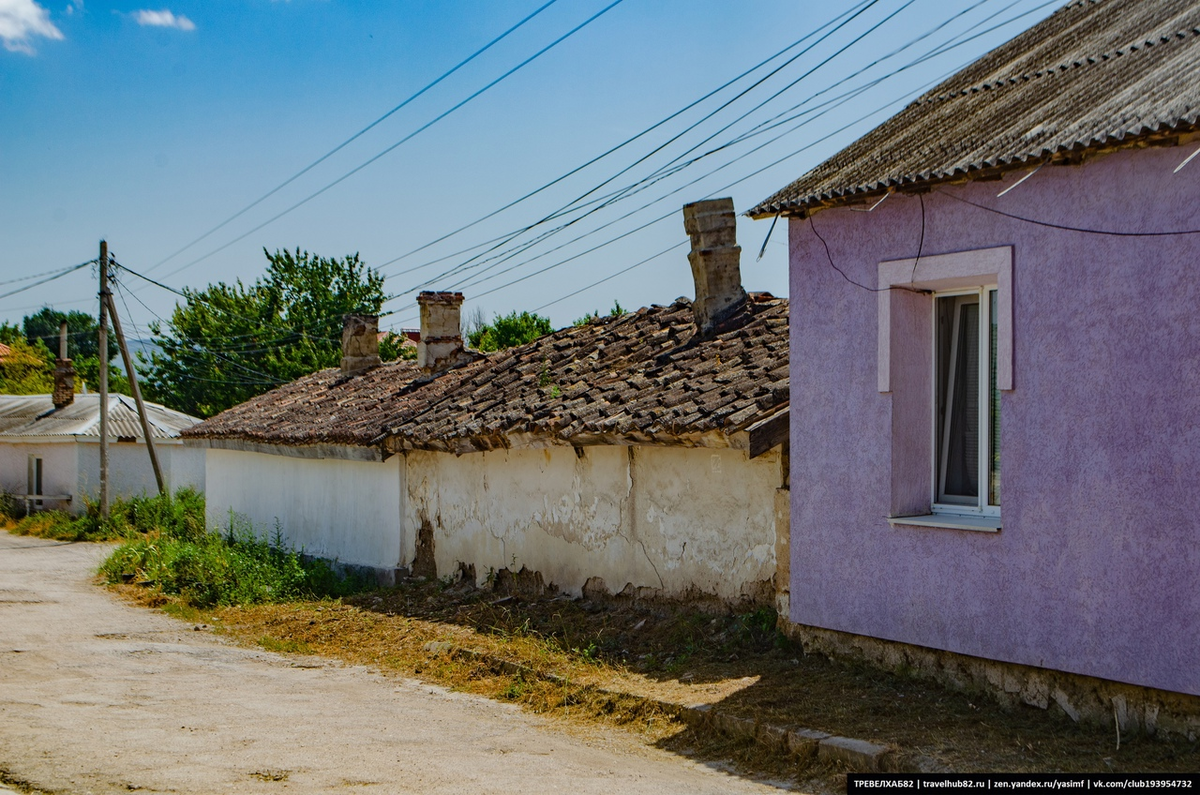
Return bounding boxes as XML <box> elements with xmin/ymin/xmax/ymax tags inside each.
<box><xmin>133</xmin><ymin>9</ymin><xmax>194</xmax><ymax>31</ymax></box>
<box><xmin>0</xmin><ymin>0</ymin><xmax>63</xmax><ymax>55</ymax></box>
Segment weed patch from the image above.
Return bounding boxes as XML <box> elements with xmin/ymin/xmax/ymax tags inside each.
<box><xmin>5</xmin><ymin>489</ymin><xmax>206</xmax><ymax>542</ymax></box>
<box><xmin>100</xmin><ymin>516</ymin><xmax>368</xmax><ymax>608</ymax></box>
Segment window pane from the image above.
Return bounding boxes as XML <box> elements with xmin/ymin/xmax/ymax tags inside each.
<box><xmin>989</xmin><ymin>290</ymin><xmax>1001</xmax><ymax>506</ymax></box>
<box><xmin>944</xmin><ymin>302</ymin><xmax>979</xmax><ymax>498</ymax></box>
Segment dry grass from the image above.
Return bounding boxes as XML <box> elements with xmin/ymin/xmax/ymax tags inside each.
<box><xmin>112</xmin><ymin>578</ymin><xmax>1200</xmax><ymax>786</ymax></box>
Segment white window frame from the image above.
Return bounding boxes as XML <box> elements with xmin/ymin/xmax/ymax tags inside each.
<box><xmin>931</xmin><ymin>286</ymin><xmax>1000</xmax><ymax>519</ymax></box>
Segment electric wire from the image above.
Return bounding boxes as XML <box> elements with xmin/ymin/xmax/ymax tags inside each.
<box><xmin>161</xmin><ymin>0</ymin><xmax>631</xmax><ymax>281</ymax></box>
<box><xmin>396</xmin><ymin>0</ymin><xmax>890</xmax><ymax>292</ymax></box>
<box><xmin>146</xmin><ymin>0</ymin><xmax>562</xmax><ymax>274</ymax></box>
<box><xmin>394</xmin><ymin>0</ymin><xmax>1063</xmax><ymax>313</ymax></box>
<box><xmin>0</xmin><ymin>261</ymin><xmax>95</xmax><ymax>303</ymax></box>
<box><xmin>387</xmin><ymin>0</ymin><xmax>1031</xmax><ymax>298</ymax></box>
<box><xmin>373</xmin><ymin>0</ymin><xmax>880</xmax><ymax>277</ymax></box>
<box><xmin>938</xmin><ymin>188</ymin><xmax>1200</xmax><ymax>235</ymax></box>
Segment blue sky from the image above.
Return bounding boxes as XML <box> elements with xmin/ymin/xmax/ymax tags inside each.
<box><xmin>0</xmin><ymin>0</ymin><xmax>1060</xmax><ymax>334</ymax></box>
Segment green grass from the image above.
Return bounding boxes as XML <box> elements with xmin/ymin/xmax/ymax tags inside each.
<box><xmin>5</xmin><ymin>488</ymin><xmax>206</xmax><ymax>542</ymax></box>
<box><xmin>97</xmin><ymin>502</ymin><xmax>367</xmax><ymax>608</ymax></box>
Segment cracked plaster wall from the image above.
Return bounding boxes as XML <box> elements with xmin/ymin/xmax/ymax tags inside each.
<box><xmin>405</xmin><ymin>445</ymin><xmax>778</xmax><ymax>600</ymax></box>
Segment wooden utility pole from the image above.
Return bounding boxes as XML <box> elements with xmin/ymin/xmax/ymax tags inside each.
<box><xmin>98</xmin><ymin>240</ymin><xmax>110</xmax><ymax>518</ymax></box>
<box><xmin>106</xmin><ymin>290</ymin><xmax>165</xmax><ymax>496</ymax></box>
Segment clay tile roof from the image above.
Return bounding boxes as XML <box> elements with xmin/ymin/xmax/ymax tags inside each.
<box><xmin>383</xmin><ymin>294</ymin><xmax>788</xmax><ymax>454</ymax></box>
<box><xmin>750</xmin><ymin>0</ymin><xmax>1200</xmax><ymax>217</ymax></box>
<box><xmin>182</xmin><ymin>359</ymin><xmax>427</xmax><ymax>447</ymax></box>
<box><xmin>182</xmin><ymin>294</ymin><xmax>790</xmax><ymax>453</ymax></box>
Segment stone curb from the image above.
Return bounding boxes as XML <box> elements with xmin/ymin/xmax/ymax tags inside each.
<box><xmin>422</xmin><ymin>641</ymin><xmax>899</xmax><ymax>772</ymax></box>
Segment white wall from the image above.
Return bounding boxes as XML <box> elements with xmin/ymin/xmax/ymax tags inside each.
<box><xmin>76</xmin><ymin>442</ymin><xmax>192</xmax><ymax>503</ymax></box>
<box><xmin>167</xmin><ymin>445</ymin><xmax>206</xmax><ymax>494</ymax></box>
<box><xmin>0</xmin><ymin>441</ymin><xmax>78</xmax><ymax>512</ymax></box>
<box><xmin>405</xmin><ymin>445</ymin><xmax>780</xmax><ymax>601</ymax></box>
<box><xmin>205</xmin><ymin>447</ymin><xmax>403</xmax><ymax>572</ymax></box>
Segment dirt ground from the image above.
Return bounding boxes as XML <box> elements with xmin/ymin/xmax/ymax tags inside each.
<box><xmin>0</xmin><ymin>533</ymin><xmax>796</xmax><ymax>795</ymax></box>
<box><xmin>203</xmin><ymin>569</ymin><xmax>1200</xmax><ymax>780</ymax></box>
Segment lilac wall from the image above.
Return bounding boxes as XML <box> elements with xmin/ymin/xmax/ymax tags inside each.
<box><xmin>788</xmin><ymin>145</ymin><xmax>1200</xmax><ymax>696</ymax></box>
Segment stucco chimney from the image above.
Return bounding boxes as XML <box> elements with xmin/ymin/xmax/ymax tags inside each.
<box><xmin>340</xmin><ymin>314</ymin><xmax>382</xmax><ymax>376</ymax></box>
<box><xmin>52</xmin><ymin>320</ymin><xmax>74</xmax><ymax>410</ymax></box>
<box><xmin>417</xmin><ymin>291</ymin><xmax>471</xmax><ymax>376</ymax></box>
<box><xmin>683</xmin><ymin>198</ymin><xmax>747</xmax><ymax>335</ymax></box>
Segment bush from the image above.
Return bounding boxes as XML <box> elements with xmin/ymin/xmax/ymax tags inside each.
<box><xmin>99</xmin><ymin>513</ymin><xmax>366</xmax><ymax>608</ymax></box>
<box><xmin>7</xmin><ymin>488</ymin><xmax>206</xmax><ymax>542</ymax></box>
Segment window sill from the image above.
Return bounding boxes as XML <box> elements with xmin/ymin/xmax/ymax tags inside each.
<box><xmin>887</xmin><ymin>514</ymin><xmax>1001</xmax><ymax>533</ymax></box>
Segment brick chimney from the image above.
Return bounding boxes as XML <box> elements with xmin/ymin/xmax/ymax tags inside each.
<box><xmin>52</xmin><ymin>320</ymin><xmax>74</xmax><ymax>410</ymax></box>
<box><xmin>682</xmin><ymin>198</ymin><xmax>747</xmax><ymax>336</ymax></box>
<box><xmin>340</xmin><ymin>314</ymin><xmax>382</xmax><ymax>376</ymax></box>
<box><xmin>417</xmin><ymin>291</ymin><xmax>472</xmax><ymax>376</ymax></box>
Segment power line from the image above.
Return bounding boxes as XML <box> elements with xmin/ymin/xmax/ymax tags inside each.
<box><xmin>145</xmin><ymin>0</ymin><xmax>563</xmax><ymax>274</ymax></box>
<box><xmin>938</xmin><ymin>188</ymin><xmax>1200</xmax><ymax>235</ymax></box>
<box><xmin>399</xmin><ymin>0</ymin><xmax>891</xmax><ymax>293</ymax></box>
<box><xmin>0</xmin><ymin>260</ymin><xmax>95</xmax><ymax>302</ymax></box>
<box><xmin>161</xmin><ymin>0</ymin><xmax>631</xmax><ymax>281</ymax></box>
<box><xmin>399</xmin><ymin>0</ymin><xmax>1060</xmax><ymax>312</ymax></box>
<box><xmin>373</xmin><ymin>0</ymin><xmax>880</xmax><ymax>278</ymax></box>
<box><xmin>530</xmin><ymin>240</ymin><xmax>687</xmax><ymax>313</ymax></box>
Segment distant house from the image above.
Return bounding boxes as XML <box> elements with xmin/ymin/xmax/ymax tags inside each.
<box><xmin>751</xmin><ymin>0</ymin><xmax>1200</xmax><ymax>733</ymax></box>
<box><xmin>0</xmin><ymin>393</ymin><xmax>205</xmax><ymax>514</ymax></box>
<box><xmin>184</xmin><ymin>199</ymin><xmax>790</xmax><ymax>605</ymax></box>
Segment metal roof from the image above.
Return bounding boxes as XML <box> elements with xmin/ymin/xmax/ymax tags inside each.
<box><xmin>0</xmin><ymin>394</ymin><xmax>201</xmax><ymax>440</ymax></box>
<box><xmin>750</xmin><ymin>0</ymin><xmax>1200</xmax><ymax>217</ymax></box>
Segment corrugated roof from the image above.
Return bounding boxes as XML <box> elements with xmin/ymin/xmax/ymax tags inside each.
<box><xmin>751</xmin><ymin>0</ymin><xmax>1200</xmax><ymax>217</ymax></box>
<box><xmin>0</xmin><ymin>394</ymin><xmax>201</xmax><ymax>440</ymax></box>
<box><xmin>184</xmin><ymin>293</ymin><xmax>790</xmax><ymax>453</ymax></box>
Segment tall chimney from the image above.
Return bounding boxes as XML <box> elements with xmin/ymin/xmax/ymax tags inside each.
<box><xmin>682</xmin><ymin>198</ymin><xmax>747</xmax><ymax>335</ymax></box>
<box><xmin>53</xmin><ymin>320</ymin><xmax>75</xmax><ymax>409</ymax></box>
<box><xmin>340</xmin><ymin>314</ymin><xmax>382</xmax><ymax>376</ymax></box>
<box><xmin>417</xmin><ymin>291</ymin><xmax>471</xmax><ymax>376</ymax></box>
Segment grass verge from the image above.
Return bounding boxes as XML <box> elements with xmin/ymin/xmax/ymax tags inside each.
<box><xmin>3</xmin><ymin>488</ymin><xmax>206</xmax><ymax>542</ymax></box>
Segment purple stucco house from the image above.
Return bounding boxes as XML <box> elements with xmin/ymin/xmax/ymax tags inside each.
<box><xmin>752</xmin><ymin>0</ymin><xmax>1199</xmax><ymax>733</ymax></box>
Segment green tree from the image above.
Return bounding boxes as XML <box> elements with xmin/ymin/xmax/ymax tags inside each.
<box><xmin>0</xmin><ymin>337</ymin><xmax>54</xmax><ymax>394</ymax></box>
<box><xmin>22</xmin><ymin>307</ymin><xmax>114</xmax><ymax>361</ymax></box>
<box><xmin>140</xmin><ymin>248</ymin><xmax>398</xmax><ymax>418</ymax></box>
<box><xmin>467</xmin><ymin>310</ymin><xmax>553</xmax><ymax>352</ymax></box>
<box><xmin>572</xmin><ymin>300</ymin><xmax>627</xmax><ymax>326</ymax></box>
<box><xmin>0</xmin><ymin>321</ymin><xmax>23</xmax><ymax>346</ymax></box>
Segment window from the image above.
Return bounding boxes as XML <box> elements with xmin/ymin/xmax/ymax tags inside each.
<box><xmin>934</xmin><ymin>288</ymin><xmax>1000</xmax><ymax>516</ymax></box>
<box><xmin>876</xmin><ymin>245</ymin><xmax>1011</xmax><ymax>533</ymax></box>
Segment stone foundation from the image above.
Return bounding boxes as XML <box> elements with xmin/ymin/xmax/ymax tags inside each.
<box><xmin>781</xmin><ymin>622</ymin><xmax>1200</xmax><ymax>741</ymax></box>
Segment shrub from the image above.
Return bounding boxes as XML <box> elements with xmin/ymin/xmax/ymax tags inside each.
<box><xmin>7</xmin><ymin>488</ymin><xmax>206</xmax><ymax>542</ymax></box>
<box><xmin>99</xmin><ymin>511</ymin><xmax>366</xmax><ymax>608</ymax></box>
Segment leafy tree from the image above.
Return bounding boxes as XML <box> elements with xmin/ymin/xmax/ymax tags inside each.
<box><xmin>572</xmin><ymin>300</ymin><xmax>627</xmax><ymax>326</ymax></box>
<box><xmin>467</xmin><ymin>310</ymin><xmax>553</xmax><ymax>352</ymax></box>
<box><xmin>22</xmin><ymin>307</ymin><xmax>114</xmax><ymax>361</ymax></box>
<box><xmin>0</xmin><ymin>322</ymin><xmax>22</xmax><ymax>346</ymax></box>
<box><xmin>0</xmin><ymin>337</ymin><xmax>54</xmax><ymax>394</ymax></box>
<box><xmin>140</xmin><ymin>248</ymin><xmax>399</xmax><ymax>418</ymax></box>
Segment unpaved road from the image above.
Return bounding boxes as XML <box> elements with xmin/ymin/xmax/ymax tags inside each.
<box><xmin>0</xmin><ymin>534</ymin><xmax>790</xmax><ymax>794</ymax></box>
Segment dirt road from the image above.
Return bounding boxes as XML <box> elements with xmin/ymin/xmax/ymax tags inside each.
<box><xmin>0</xmin><ymin>533</ymin><xmax>790</xmax><ymax>794</ymax></box>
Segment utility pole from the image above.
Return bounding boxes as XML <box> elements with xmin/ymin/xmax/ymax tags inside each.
<box><xmin>106</xmin><ymin>289</ymin><xmax>165</xmax><ymax>496</ymax></box>
<box><xmin>98</xmin><ymin>240</ymin><xmax>109</xmax><ymax>518</ymax></box>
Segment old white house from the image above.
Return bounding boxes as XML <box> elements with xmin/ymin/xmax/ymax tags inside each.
<box><xmin>186</xmin><ymin>200</ymin><xmax>789</xmax><ymax>605</ymax></box>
